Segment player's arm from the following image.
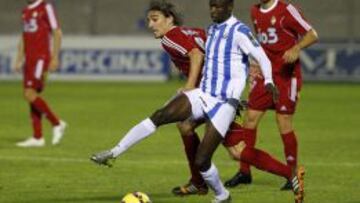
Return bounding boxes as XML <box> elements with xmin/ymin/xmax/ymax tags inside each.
<box><xmin>45</xmin><ymin>3</ymin><xmax>62</xmax><ymax>71</ymax></box>
<box><xmin>282</xmin><ymin>4</ymin><xmax>319</xmax><ymax>63</ymax></box>
<box><xmin>49</xmin><ymin>28</ymin><xmax>62</xmax><ymax>71</ymax></box>
<box><xmin>237</xmin><ymin>26</ymin><xmax>279</xmax><ymax>102</ymax></box>
<box><xmin>184</xmin><ymin>48</ymin><xmax>204</xmax><ymax>91</ymax></box>
<box><xmin>14</xmin><ymin>37</ymin><xmax>24</xmax><ymax>72</ymax></box>
<box><xmin>283</xmin><ymin>29</ymin><xmax>318</xmax><ymax>63</ymax></box>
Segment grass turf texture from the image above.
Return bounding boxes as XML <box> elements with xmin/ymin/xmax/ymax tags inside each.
<box><xmin>0</xmin><ymin>81</ymin><xmax>359</xmax><ymax>203</ymax></box>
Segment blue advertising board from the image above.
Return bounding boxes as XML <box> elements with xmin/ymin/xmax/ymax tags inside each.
<box><xmin>0</xmin><ymin>41</ymin><xmax>359</xmax><ymax>82</ymax></box>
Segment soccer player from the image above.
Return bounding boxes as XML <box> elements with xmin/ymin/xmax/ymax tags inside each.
<box><xmin>143</xmin><ymin>1</ymin><xmax>269</xmax><ymax>197</ymax></box>
<box><xmin>91</xmin><ymin>0</ymin><xmax>305</xmax><ymax>202</ymax></box>
<box><xmin>146</xmin><ymin>1</ymin><xmax>209</xmax><ymax>196</ymax></box>
<box><xmin>14</xmin><ymin>0</ymin><xmax>67</xmax><ymax>147</ymax></box>
<box><xmin>225</xmin><ymin>0</ymin><xmax>319</xmax><ymax>191</ymax></box>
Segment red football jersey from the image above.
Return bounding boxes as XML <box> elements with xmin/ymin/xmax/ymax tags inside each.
<box><xmin>161</xmin><ymin>26</ymin><xmax>206</xmax><ymax>77</ymax></box>
<box><xmin>22</xmin><ymin>0</ymin><xmax>59</xmax><ymax>60</ymax></box>
<box><xmin>251</xmin><ymin>0</ymin><xmax>312</xmax><ymax>80</ymax></box>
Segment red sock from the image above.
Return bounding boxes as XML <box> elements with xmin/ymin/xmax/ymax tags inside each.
<box><xmin>181</xmin><ymin>132</ymin><xmax>205</xmax><ymax>186</ymax></box>
<box><xmin>281</xmin><ymin>131</ymin><xmax>298</xmax><ymax>169</ymax></box>
<box><xmin>239</xmin><ymin>128</ymin><xmax>257</xmax><ymax>175</ymax></box>
<box><xmin>30</xmin><ymin>104</ymin><xmax>42</xmax><ymax>139</ymax></box>
<box><xmin>31</xmin><ymin>97</ymin><xmax>60</xmax><ymax>126</ymax></box>
<box><xmin>240</xmin><ymin>146</ymin><xmax>291</xmax><ymax>179</ymax></box>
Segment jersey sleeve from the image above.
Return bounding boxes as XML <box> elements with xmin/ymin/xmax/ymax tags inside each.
<box><xmin>283</xmin><ymin>4</ymin><xmax>312</xmax><ymax>36</ymax></box>
<box><xmin>162</xmin><ymin>31</ymin><xmax>197</xmax><ymax>56</ymax></box>
<box><xmin>250</xmin><ymin>6</ymin><xmax>258</xmax><ymax>32</ymax></box>
<box><xmin>236</xmin><ymin>25</ymin><xmax>273</xmax><ymax>84</ymax></box>
<box><xmin>44</xmin><ymin>3</ymin><xmax>60</xmax><ymax>30</ymax></box>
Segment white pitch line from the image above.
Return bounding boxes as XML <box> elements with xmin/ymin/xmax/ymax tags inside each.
<box><xmin>0</xmin><ymin>155</ymin><xmax>359</xmax><ymax>167</ymax></box>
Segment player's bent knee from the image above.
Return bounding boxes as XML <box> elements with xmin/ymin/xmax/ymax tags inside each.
<box><xmin>227</xmin><ymin>141</ymin><xmax>246</xmax><ymax>160</ymax></box>
<box><xmin>152</xmin><ymin>109</ymin><xmax>178</xmax><ymax>126</ymax></box>
<box><xmin>276</xmin><ymin>114</ymin><xmax>294</xmax><ymax>133</ymax></box>
<box><xmin>150</xmin><ymin>109</ymin><xmax>166</xmax><ymax>126</ymax></box>
<box><xmin>23</xmin><ymin>89</ymin><xmax>37</xmax><ymax>102</ymax></box>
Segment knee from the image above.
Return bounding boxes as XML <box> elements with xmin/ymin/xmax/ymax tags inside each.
<box><xmin>150</xmin><ymin>108</ymin><xmax>173</xmax><ymax>126</ymax></box>
<box><xmin>228</xmin><ymin>141</ymin><xmax>246</xmax><ymax>161</ymax></box>
<box><xmin>194</xmin><ymin>153</ymin><xmax>211</xmax><ymax>172</ymax></box>
<box><xmin>177</xmin><ymin>122</ymin><xmax>195</xmax><ymax>136</ymax></box>
<box><xmin>23</xmin><ymin>89</ymin><xmax>37</xmax><ymax>102</ymax></box>
<box><xmin>276</xmin><ymin>115</ymin><xmax>293</xmax><ymax>133</ymax></box>
<box><xmin>244</xmin><ymin>111</ymin><xmax>260</xmax><ymax>129</ymax></box>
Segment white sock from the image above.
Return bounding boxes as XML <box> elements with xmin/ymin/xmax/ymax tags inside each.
<box><xmin>111</xmin><ymin>118</ymin><xmax>156</xmax><ymax>157</ymax></box>
<box><xmin>200</xmin><ymin>163</ymin><xmax>229</xmax><ymax>201</ymax></box>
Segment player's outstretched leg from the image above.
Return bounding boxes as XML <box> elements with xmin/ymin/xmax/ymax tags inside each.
<box><xmin>91</xmin><ymin>93</ymin><xmax>192</xmax><ymax>166</ymax></box>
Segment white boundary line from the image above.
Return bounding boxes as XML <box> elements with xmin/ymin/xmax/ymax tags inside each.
<box><xmin>0</xmin><ymin>155</ymin><xmax>359</xmax><ymax>167</ymax></box>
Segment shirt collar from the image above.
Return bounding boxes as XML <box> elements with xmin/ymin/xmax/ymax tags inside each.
<box><xmin>260</xmin><ymin>0</ymin><xmax>279</xmax><ymax>13</ymax></box>
<box><xmin>28</xmin><ymin>0</ymin><xmax>43</xmax><ymax>9</ymax></box>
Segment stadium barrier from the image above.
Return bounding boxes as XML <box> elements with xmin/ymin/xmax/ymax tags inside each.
<box><xmin>0</xmin><ymin>36</ymin><xmax>171</xmax><ymax>81</ymax></box>
<box><xmin>0</xmin><ymin>36</ymin><xmax>359</xmax><ymax>82</ymax></box>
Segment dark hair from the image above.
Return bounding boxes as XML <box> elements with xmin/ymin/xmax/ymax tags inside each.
<box><xmin>148</xmin><ymin>0</ymin><xmax>183</xmax><ymax>26</ymax></box>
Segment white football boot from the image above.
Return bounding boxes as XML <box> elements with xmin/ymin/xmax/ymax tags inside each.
<box><xmin>52</xmin><ymin>120</ymin><xmax>67</xmax><ymax>145</ymax></box>
<box><xmin>16</xmin><ymin>137</ymin><xmax>45</xmax><ymax>147</ymax></box>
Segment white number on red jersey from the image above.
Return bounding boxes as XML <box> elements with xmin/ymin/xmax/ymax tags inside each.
<box><xmin>258</xmin><ymin>27</ymin><xmax>278</xmax><ymax>45</ymax></box>
<box><xmin>24</xmin><ymin>18</ymin><xmax>38</xmax><ymax>33</ymax></box>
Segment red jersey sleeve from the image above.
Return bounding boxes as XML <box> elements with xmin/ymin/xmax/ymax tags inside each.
<box><xmin>250</xmin><ymin>5</ymin><xmax>258</xmax><ymax>31</ymax></box>
<box><xmin>283</xmin><ymin>4</ymin><xmax>312</xmax><ymax>36</ymax></box>
<box><xmin>44</xmin><ymin>3</ymin><xmax>60</xmax><ymax>30</ymax></box>
<box><xmin>162</xmin><ymin>29</ymin><xmax>198</xmax><ymax>56</ymax></box>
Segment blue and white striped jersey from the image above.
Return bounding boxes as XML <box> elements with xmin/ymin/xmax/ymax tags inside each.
<box><xmin>200</xmin><ymin>16</ymin><xmax>273</xmax><ymax>101</ymax></box>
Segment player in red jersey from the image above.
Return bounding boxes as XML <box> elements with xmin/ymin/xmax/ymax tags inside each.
<box><xmin>14</xmin><ymin>0</ymin><xmax>67</xmax><ymax>147</ymax></box>
<box><xmin>225</xmin><ymin>0</ymin><xmax>319</xmax><ymax>193</ymax></box>
<box><xmin>147</xmin><ymin>1</ymin><xmax>209</xmax><ymax>196</ymax></box>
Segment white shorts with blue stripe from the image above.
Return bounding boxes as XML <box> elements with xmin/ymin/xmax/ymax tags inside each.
<box><xmin>184</xmin><ymin>88</ymin><xmax>236</xmax><ymax>137</ymax></box>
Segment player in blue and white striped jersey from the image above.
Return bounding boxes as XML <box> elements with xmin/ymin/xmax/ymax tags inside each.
<box><xmin>91</xmin><ymin>0</ymin><xmax>278</xmax><ymax>202</ymax></box>
<box><xmin>200</xmin><ymin>15</ymin><xmax>274</xmax><ymax>102</ymax></box>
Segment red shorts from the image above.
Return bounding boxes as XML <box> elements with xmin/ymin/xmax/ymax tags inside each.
<box><xmin>248</xmin><ymin>76</ymin><xmax>301</xmax><ymax>115</ymax></box>
<box><xmin>223</xmin><ymin>122</ymin><xmax>245</xmax><ymax>147</ymax></box>
<box><xmin>23</xmin><ymin>57</ymin><xmax>49</xmax><ymax>92</ymax></box>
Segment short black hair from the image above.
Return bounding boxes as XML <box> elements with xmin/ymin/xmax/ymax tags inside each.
<box><xmin>148</xmin><ymin>0</ymin><xmax>183</xmax><ymax>26</ymax></box>
<box><xmin>210</xmin><ymin>0</ymin><xmax>234</xmax><ymax>5</ymax></box>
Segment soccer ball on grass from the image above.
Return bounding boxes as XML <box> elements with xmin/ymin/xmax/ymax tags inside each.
<box><xmin>121</xmin><ymin>192</ymin><xmax>152</xmax><ymax>203</ymax></box>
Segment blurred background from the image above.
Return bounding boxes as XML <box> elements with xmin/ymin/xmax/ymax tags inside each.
<box><xmin>1</xmin><ymin>0</ymin><xmax>360</xmax><ymax>81</ymax></box>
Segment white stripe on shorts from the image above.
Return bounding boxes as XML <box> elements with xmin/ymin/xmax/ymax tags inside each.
<box><xmin>290</xmin><ymin>77</ymin><xmax>297</xmax><ymax>102</ymax></box>
<box><xmin>34</xmin><ymin>59</ymin><xmax>44</xmax><ymax>79</ymax></box>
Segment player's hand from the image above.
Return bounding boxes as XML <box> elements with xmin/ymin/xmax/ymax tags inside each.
<box><xmin>248</xmin><ymin>61</ymin><xmax>263</xmax><ymax>83</ymax></box>
<box><xmin>49</xmin><ymin>57</ymin><xmax>59</xmax><ymax>72</ymax></box>
<box><xmin>265</xmin><ymin>83</ymin><xmax>279</xmax><ymax>103</ymax></box>
<box><xmin>283</xmin><ymin>45</ymin><xmax>301</xmax><ymax>64</ymax></box>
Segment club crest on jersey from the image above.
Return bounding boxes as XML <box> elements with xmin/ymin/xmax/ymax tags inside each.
<box><xmin>271</xmin><ymin>16</ymin><xmax>276</xmax><ymax>25</ymax></box>
<box><xmin>32</xmin><ymin>11</ymin><xmax>38</xmax><ymax>18</ymax></box>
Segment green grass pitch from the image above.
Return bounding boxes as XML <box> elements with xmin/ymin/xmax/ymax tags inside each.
<box><xmin>0</xmin><ymin>81</ymin><xmax>359</xmax><ymax>203</ymax></box>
